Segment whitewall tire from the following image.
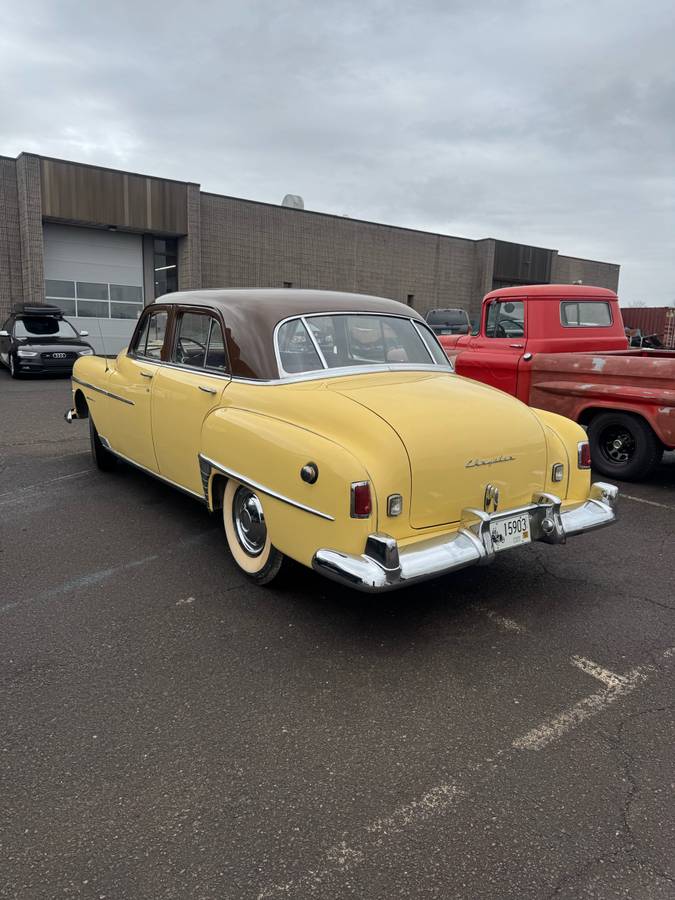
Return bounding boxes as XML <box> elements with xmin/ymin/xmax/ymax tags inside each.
<box><xmin>222</xmin><ymin>479</ymin><xmax>284</xmax><ymax>584</ymax></box>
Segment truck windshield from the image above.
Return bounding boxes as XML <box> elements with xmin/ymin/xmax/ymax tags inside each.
<box><xmin>276</xmin><ymin>314</ymin><xmax>450</xmax><ymax>375</ymax></box>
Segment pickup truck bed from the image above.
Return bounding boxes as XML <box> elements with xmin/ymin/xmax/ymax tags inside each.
<box><xmin>528</xmin><ymin>349</ymin><xmax>675</xmax><ymax>476</ymax></box>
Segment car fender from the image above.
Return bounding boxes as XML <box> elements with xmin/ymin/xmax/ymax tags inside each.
<box><xmin>201</xmin><ymin>407</ymin><xmax>374</xmax><ymax>567</ymax></box>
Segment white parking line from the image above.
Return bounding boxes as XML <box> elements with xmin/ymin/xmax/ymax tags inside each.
<box><xmin>256</xmin><ymin>648</ymin><xmax>674</xmax><ymax>898</ymax></box>
<box><xmin>570</xmin><ymin>655</ymin><xmax>629</xmax><ymax>688</ymax></box>
<box><xmin>622</xmin><ymin>493</ymin><xmax>675</xmax><ymax>511</ymax></box>
<box><xmin>366</xmin><ymin>781</ymin><xmax>462</xmax><ymax>835</ymax></box>
<box><xmin>473</xmin><ymin>602</ymin><xmax>526</xmax><ymax>634</ymax></box>
<box><xmin>0</xmin><ymin>469</ymin><xmax>92</xmax><ymax>506</ymax></box>
<box><xmin>512</xmin><ymin>665</ymin><xmax>651</xmax><ymax>751</ymax></box>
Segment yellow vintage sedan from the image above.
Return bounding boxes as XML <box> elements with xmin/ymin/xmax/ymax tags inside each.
<box><xmin>66</xmin><ymin>289</ymin><xmax>618</xmax><ymax>592</ymax></box>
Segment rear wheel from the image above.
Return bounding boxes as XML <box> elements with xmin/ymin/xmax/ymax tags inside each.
<box><xmin>222</xmin><ymin>479</ymin><xmax>284</xmax><ymax>585</ymax></box>
<box><xmin>89</xmin><ymin>418</ymin><xmax>117</xmax><ymax>472</ymax></box>
<box><xmin>588</xmin><ymin>411</ymin><xmax>662</xmax><ymax>481</ymax></box>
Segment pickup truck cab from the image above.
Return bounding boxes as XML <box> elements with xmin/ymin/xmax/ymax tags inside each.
<box><xmin>440</xmin><ymin>285</ymin><xmax>627</xmax><ymax>401</ymax></box>
<box><xmin>442</xmin><ymin>285</ymin><xmax>675</xmax><ymax>481</ymax></box>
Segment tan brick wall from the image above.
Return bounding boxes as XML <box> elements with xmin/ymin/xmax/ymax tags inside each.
<box><xmin>178</xmin><ymin>182</ymin><xmax>202</xmax><ymax>290</ymax></box>
<box><xmin>16</xmin><ymin>154</ymin><xmax>44</xmax><ymax>305</ymax></box>
<box><xmin>199</xmin><ymin>195</ymin><xmax>484</xmax><ymax>318</ymax></box>
<box><xmin>551</xmin><ymin>253</ymin><xmax>620</xmax><ymax>293</ymax></box>
<box><xmin>0</xmin><ymin>158</ymin><xmax>23</xmax><ymax>320</ymax></box>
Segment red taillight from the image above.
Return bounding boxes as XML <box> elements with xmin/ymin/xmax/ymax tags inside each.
<box><xmin>578</xmin><ymin>440</ymin><xmax>592</xmax><ymax>469</ymax></box>
<box><xmin>350</xmin><ymin>481</ymin><xmax>372</xmax><ymax>518</ymax></box>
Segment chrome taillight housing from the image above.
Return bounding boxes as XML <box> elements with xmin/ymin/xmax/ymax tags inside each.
<box><xmin>350</xmin><ymin>481</ymin><xmax>372</xmax><ymax>518</ymax></box>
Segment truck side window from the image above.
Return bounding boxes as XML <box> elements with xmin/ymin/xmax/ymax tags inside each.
<box><xmin>485</xmin><ymin>300</ymin><xmax>525</xmax><ymax>339</ymax></box>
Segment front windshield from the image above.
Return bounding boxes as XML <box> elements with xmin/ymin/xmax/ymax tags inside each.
<box><xmin>276</xmin><ymin>314</ymin><xmax>449</xmax><ymax>375</ymax></box>
<box><xmin>14</xmin><ymin>317</ymin><xmax>79</xmax><ymax>339</ymax></box>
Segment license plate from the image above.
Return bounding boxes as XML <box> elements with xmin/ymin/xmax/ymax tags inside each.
<box><xmin>490</xmin><ymin>513</ymin><xmax>531</xmax><ymax>552</ymax></box>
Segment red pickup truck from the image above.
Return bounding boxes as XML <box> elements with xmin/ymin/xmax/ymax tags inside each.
<box><xmin>441</xmin><ymin>285</ymin><xmax>675</xmax><ymax>481</ymax></box>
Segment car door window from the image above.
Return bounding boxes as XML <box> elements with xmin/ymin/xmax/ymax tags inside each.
<box><xmin>134</xmin><ymin>309</ymin><xmax>168</xmax><ymax>360</ymax></box>
<box><xmin>485</xmin><ymin>301</ymin><xmax>525</xmax><ymax>339</ymax></box>
<box><xmin>204</xmin><ymin>320</ymin><xmax>227</xmax><ymax>371</ymax></box>
<box><xmin>173</xmin><ymin>311</ymin><xmax>228</xmax><ymax>372</ymax></box>
<box><xmin>175</xmin><ymin>312</ymin><xmax>210</xmax><ymax>367</ymax></box>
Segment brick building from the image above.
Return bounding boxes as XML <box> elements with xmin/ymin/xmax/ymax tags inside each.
<box><xmin>0</xmin><ymin>152</ymin><xmax>620</xmax><ymax>352</ymax></box>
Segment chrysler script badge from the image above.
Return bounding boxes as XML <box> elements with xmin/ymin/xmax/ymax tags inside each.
<box><xmin>465</xmin><ymin>454</ymin><xmax>515</xmax><ymax>468</ymax></box>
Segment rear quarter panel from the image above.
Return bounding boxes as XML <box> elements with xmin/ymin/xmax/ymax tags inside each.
<box><xmin>201</xmin><ymin>407</ymin><xmax>373</xmax><ymax>568</ymax></box>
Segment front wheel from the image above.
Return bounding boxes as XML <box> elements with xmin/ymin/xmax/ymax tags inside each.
<box><xmin>588</xmin><ymin>411</ymin><xmax>662</xmax><ymax>481</ymax></box>
<box><xmin>9</xmin><ymin>354</ymin><xmax>20</xmax><ymax>378</ymax></box>
<box><xmin>222</xmin><ymin>479</ymin><xmax>284</xmax><ymax>585</ymax></box>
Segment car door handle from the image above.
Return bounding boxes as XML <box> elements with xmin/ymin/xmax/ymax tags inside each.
<box><xmin>510</xmin><ymin>343</ymin><xmax>524</xmax><ymax>349</ymax></box>
<box><xmin>140</xmin><ymin>370</ymin><xmax>154</xmax><ymax>378</ymax></box>
<box><xmin>198</xmin><ymin>385</ymin><xmax>217</xmax><ymax>395</ymax></box>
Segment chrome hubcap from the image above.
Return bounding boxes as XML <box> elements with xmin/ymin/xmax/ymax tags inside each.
<box><xmin>232</xmin><ymin>486</ymin><xmax>267</xmax><ymax>556</ymax></box>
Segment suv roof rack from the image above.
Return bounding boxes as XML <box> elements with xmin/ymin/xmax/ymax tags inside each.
<box><xmin>12</xmin><ymin>302</ymin><xmax>64</xmax><ymax>317</ymax></box>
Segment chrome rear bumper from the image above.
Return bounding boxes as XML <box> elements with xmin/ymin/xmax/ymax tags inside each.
<box><xmin>312</xmin><ymin>482</ymin><xmax>618</xmax><ymax>593</ymax></box>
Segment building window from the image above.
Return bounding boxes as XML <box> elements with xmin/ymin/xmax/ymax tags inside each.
<box><xmin>283</xmin><ymin>281</ymin><xmax>293</xmax><ymax>288</ymax></box>
<box><xmin>407</xmin><ymin>294</ymin><xmax>415</xmax><ymax>307</ymax></box>
<box><xmin>44</xmin><ymin>281</ymin><xmax>144</xmax><ymax>319</ymax></box>
<box><xmin>154</xmin><ymin>238</ymin><xmax>178</xmax><ymax>296</ymax></box>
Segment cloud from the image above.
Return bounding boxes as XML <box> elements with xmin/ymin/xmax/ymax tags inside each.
<box><xmin>1</xmin><ymin>0</ymin><xmax>673</xmax><ymax>303</ymax></box>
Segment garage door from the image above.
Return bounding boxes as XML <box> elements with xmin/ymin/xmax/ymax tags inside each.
<box><xmin>43</xmin><ymin>224</ymin><xmax>145</xmax><ymax>352</ymax></box>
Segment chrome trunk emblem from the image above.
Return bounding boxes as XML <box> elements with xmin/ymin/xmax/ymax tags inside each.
<box><xmin>484</xmin><ymin>483</ymin><xmax>500</xmax><ymax>513</ymax></box>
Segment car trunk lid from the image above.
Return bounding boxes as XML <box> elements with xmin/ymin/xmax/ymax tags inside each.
<box><xmin>330</xmin><ymin>372</ymin><xmax>548</xmax><ymax>529</ymax></box>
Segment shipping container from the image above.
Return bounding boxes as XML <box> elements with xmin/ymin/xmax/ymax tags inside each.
<box><xmin>620</xmin><ymin>307</ymin><xmax>675</xmax><ymax>348</ymax></box>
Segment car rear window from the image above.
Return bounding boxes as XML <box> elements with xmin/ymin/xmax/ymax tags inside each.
<box><xmin>426</xmin><ymin>309</ymin><xmax>467</xmax><ymax>325</ymax></box>
<box><xmin>276</xmin><ymin>314</ymin><xmax>449</xmax><ymax>375</ymax></box>
<box><xmin>14</xmin><ymin>317</ymin><xmax>78</xmax><ymax>338</ymax></box>
<box><xmin>561</xmin><ymin>301</ymin><xmax>612</xmax><ymax>327</ymax></box>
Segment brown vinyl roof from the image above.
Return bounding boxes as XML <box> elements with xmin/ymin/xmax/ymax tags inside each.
<box><xmin>153</xmin><ymin>288</ymin><xmax>424</xmax><ymax>380</ymax></box>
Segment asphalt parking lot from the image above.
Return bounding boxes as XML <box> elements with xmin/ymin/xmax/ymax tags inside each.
<box><xmin>1</xmin><ymin>372</ymin><xmax>674</xmax><ymax>900</ymax></box>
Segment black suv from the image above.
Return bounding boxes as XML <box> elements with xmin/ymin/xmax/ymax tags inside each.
<box><xmin>425</xmin><ymin>307</ymin><xmax>471</xmax><ymax>336</ymax></box>
<box><xmin>0</xmin><ymin>304</ymin><xmax>94</xmax><ymax>377</ymax></box>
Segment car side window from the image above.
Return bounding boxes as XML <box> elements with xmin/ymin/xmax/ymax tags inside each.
<box><xmin>205</xmin><ymin>320</ymin><xmax>227</xmax><ymax>371</ymax></box>
<box><xmin>484</xmin><ymin>300</ymin><xmax>525</xmax><ymax>339</ymax></box>
<box><xmin>134</xmin><ymin>310</ymin><xmax>168</xmax><ymax>360</ymax></box>
<box><xmin>173</xmin><ymin>311</ymin><xmax>228</xmax><ymax>372</ymax></box>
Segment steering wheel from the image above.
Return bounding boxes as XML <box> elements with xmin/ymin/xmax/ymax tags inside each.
<box><xmin>495</xmin><ymin>317</ymin><xmax>524</xmax><ymax>339</ymax></box>
<box><xmin>177</xmin><ymin>336</ymin><xmax>206</xmax><ymax>363</ymax></box>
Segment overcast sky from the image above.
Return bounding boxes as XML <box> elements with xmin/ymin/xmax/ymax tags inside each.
<box><xmin>1</xmin><ymin>0</ymin><xmax>673</xmax><ymax>304</ymax></box>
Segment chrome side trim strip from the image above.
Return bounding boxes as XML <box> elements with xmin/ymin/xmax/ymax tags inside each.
<box><xmin>72</xmin><ymin>376</ymin><xmax>135</xmax><ymax>406</ymax></box>
<box><xmin>101</xmin><ymin>438</ymin><xmax>206</xmax><ymax>502</ymax></box>
<box><xmin>199</xmin><ymin>454</ymin><xmax>335</xmax><ymax>521</ymax></box>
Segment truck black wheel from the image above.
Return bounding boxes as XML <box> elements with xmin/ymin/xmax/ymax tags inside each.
<box><xmin>588</xmin><ymin>411</ymin><xmax>662</xmax><ymax>481</ymax></box>
<box><xmin>89</xmin><ymin>418</ymin><xmax>117</xmax><ymax>472</ymax></box>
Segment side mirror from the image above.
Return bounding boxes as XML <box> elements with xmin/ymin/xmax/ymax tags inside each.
<box><xmin>79</xmin><ymin>330</ymin><xmax>89</xmax><ymax>337</ymax></box>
